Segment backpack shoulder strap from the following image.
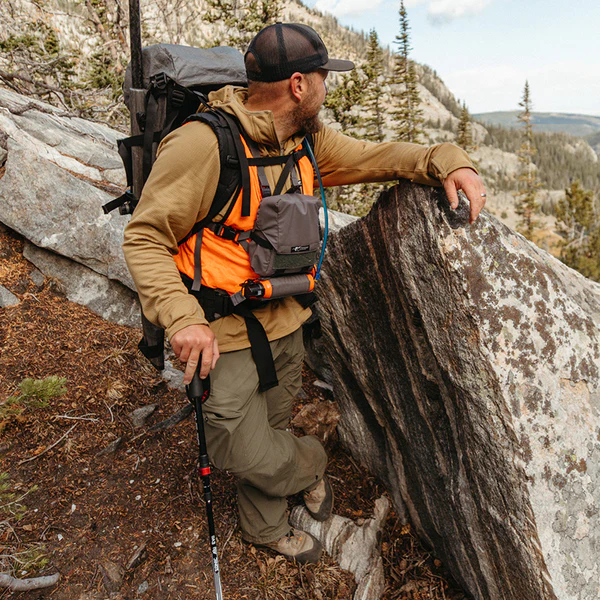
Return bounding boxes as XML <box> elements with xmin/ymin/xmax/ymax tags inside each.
<box><xmin>178</xmin><ymin>109</ymin><xmax>248</xmax><ymax>245</ymax></box>
<box><xmin>304</xmin><ymin>132</ymin><xmax>314</xmax><ymax>149</ymax></box>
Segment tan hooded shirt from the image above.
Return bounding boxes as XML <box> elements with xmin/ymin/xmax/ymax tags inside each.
<box><xmin>123</xmin><ymin>86</ymin><xmax>476</xmax><ymax>352</ymax></box>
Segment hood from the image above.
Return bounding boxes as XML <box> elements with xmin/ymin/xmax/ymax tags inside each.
<box><xmin>206</xmin><ymin>86</ymin><xmax>306</xmax><ymax>154</ymax></box>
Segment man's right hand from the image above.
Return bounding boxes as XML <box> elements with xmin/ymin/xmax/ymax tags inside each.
<box><xmin>170</xmin><ymin>324</ymin><xmax>220</xmax><ymax>384</ymax></box>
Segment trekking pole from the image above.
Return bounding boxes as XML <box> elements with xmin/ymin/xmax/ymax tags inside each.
<box><xmin>186</xmin><ymin>367</ymin><xmax>224</xmax><ymax>600</ymax></box>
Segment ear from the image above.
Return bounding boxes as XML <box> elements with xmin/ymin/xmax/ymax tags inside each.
<box><xmin>289</xmin><ymin>72</ymin><xmax>309</xmax><ymax>103</ymax></box>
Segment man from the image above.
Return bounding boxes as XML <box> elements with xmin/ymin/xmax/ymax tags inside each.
<box><xmin>123</xmin><ymin>22</ymin><xmax>486</xmax><ymax>564</ymax></box>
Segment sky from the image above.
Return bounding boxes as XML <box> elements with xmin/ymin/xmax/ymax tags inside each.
<box><xmin>306</xmin><ymin>0</ymin><xmax>600</xmax><ymax>116</ymax></box>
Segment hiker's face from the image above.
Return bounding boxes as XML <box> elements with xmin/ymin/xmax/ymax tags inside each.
<box><xmin>293</xmin><ymin>70</ymin><xmax>328</xmax><ymax>134</ymax></box>
<box><xmin>308</xmin><ymin>69</ymin><xmax>328</xmax><ymax>112</ymax></box>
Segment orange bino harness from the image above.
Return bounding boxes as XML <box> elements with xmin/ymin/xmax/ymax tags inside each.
<box><xmin>174</xmin><ymin>112</ymin><xmax>323</xmax><ymax>391</ymax></box>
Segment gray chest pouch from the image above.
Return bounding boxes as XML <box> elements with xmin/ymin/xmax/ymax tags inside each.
<box><xmin>247</xmin><ymin>193</ymin><xmax>321</xmax><ymax>277</ymax></box>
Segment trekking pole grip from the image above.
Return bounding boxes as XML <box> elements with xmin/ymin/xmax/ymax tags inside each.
<box><xmin>186</xmin><ymin>361</ymin><xmax>210</xmax><ymax>404</ymax></box>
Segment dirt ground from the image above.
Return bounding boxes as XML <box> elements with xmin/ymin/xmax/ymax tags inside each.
<box><xmin>0</xmin><ymin>226</ymin><xmax>469</xmax><ymax>599</ymax></box>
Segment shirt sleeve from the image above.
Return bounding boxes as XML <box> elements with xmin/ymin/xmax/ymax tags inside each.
<box><xmin>311</xmin><ymin>126</ymin><xmax>477</xmax><ymax>188</ymax></box>
<box><xmin>122</xmin><ymin>122</ymin><xmax>220</xmax><ymax>338</ymax></box>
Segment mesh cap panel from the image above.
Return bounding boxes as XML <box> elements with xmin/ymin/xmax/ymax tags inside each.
<box><xmin>245</xmin><ymin>23</ymin><xmax>354</xmax><ymax>82</ymax></box>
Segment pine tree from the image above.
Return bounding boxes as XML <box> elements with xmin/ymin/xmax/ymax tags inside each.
<box><xmin>363</xmin><ymin>28</ymin><xmax>385</xmax><ymax>143</ymax></box>
<box><xmin>555</xmin><ymin>181</ymin><xmax>600</xmax><ymax>281</ymax></box>
<box><xmin>514</xmin><ymin>81</ymin><xmax>541</xmax><ymax>240</ymax></box>
<box><xmin>456</xmin><ymin>102</ymin><xmax>474</xmax><ymax>151</ymax></box>
<box><xmin>392</xmin><ymin>0</ymin><xmax>423</xmax><ymax>143</ymax></box>
<box><xmin>204</xmin><ymin>0</ymin><xmax>281</xmax><ymax>50</ymax></box>
<box><xmin>323</xmin><ymin>69</ymin><xmax>364</xmax><ymax>137</ymax></box>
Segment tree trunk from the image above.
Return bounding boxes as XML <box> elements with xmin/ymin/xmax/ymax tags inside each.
<box><xmin>306</xmin><ymin>181</ymin><xmax>600</xmax><ymax>600</ymax></box>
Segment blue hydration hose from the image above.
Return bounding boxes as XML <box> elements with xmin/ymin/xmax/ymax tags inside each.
<box><xmin>303</xmin><ymin>138</ymin><xmax>328</xmax><ymax>280</ymax></box>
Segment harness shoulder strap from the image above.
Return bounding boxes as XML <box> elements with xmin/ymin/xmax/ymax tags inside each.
<box><xmin>178</xmin><ymin>109</ymin><xmax>245</xmax><ymax>245</ymax></box>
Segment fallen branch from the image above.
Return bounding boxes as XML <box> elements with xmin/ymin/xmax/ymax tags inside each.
<box><xmin>54</xmin><ymin>413</ymin><xmax>99</xmax><ymax>422</ymax></box>
<box><xmin>0</xmin><ymin>571</ymin><xmax>60</xmax><ymax>591</ymax></box>
<box><xmin>149</xmin><ymin>404</ymin><xmax>193</xmax><ymax>431</ymax></box>
<box><xmin>18</xmin><ymin>424</ymin><xmax>78</xmax><ymax>465</ymax></box>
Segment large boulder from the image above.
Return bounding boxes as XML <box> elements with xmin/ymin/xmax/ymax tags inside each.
<box><xmin>0</xmin><ymin>88</ymin><xmax>134</xmax><ymax>291</ymax></box>
<box><xmin>23</xmin><ymin>242</ymin><xmax>139</xmax><ymax>327</ymax></box>
<box><xmin>308</xmin><ymin>180</ymin><xmax>600</xmax><ymax>600</ymax></box>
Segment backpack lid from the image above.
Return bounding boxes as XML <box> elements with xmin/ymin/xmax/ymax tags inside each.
<box><xmin>123</xmin><ymin>44</ymin><xmax>247</xmax><ymax>107</ymax></box>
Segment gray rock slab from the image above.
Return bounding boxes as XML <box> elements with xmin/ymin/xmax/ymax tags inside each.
<box><xmin>129</xmin><ymin>405</ymin><xmax>157</xmax><ymax>429</ymax></box>
<box><xmin>0</xmin><ymin>88</ymin><xmax>123</xmax><ymax>172</ymax></box>
<box><xmin>161</xmin><ymin>360</ymin><xmax>185</xmax><ymax>391</ymax></box>
<box><xmin>0</xmin><ymin>285</ymin><xmax>20</xmax><ymax>307</ymax></box>
<box><xmin>307</xmin><ymin>181</ymin><xmax>600</xmax><ymax>600</ymax></box>
<box><xmin>0</xmin><ymin>88</ymin><xmax>133</xmax><ymax>290</ymax></box>
<box><xmin>23</xmin><ymin>242</ymin><xmax>140</xmax><ymax>327</ymax></box>
<box><xmin>29</xmin><ymin>269</ymin><xmax>45</xmax><ymax>287</ymax></box>
<box><xmin>320</xmin><ymin>207</ymin><xmax>359</xmax><ymax>233</ymax></box>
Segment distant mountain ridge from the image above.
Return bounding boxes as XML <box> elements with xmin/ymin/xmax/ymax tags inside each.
<box><xmin>473</xmin><ymin>111</ymin><xmax>600</xmax><ymax>138</ymax></box>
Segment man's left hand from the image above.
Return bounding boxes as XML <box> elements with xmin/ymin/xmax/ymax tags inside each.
<box><xmin>443</xmin><ymin>168</ymin><xmax>487</xmax><ymax>224</ymax></box>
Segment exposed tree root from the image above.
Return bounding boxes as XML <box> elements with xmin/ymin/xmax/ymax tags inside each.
<box><xmin>0</xmin><ymin>571</ymin><xmax>60</xmax><ymax>591</ymax></box>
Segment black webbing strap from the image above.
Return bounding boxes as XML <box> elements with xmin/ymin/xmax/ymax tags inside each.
<box><xmin>160</xmin><ymin>85</ymin><xmax>187</xmax><ymax>142</ymax></box>
<box><xmin>234</xmin><ymin>302</ymin><xmax>279</xmax><ymax>392</ymax></box>
<box><xmin>138</xmin><ymin>337</ymin><xmax>164</xmax><ymax>359</ymax></box>
<box><xmin>247</xmin><ymin>155</ymin><xmax>291</xmax><ymax>166</ymax></box>
<box><xmin>244</xmin><ymin>135</ymin><xmax>271</xmax><ymax>197</ymax></box>
<box><xmin>245</xmin><ymin>136</ymin><xmax>307</xmax><ymax>198</ymax></box>
<box><xmin>217</xmin><ymin>111</ymin><xmax>252</xmax><ymax>217</ymax></box>
<box><xmin>206</xmin><ymin>222</ymin><xmax>252</xmax><ymax>243</ymax></box>
<box><xmin>273</xmin><ymin>154</ymin><xmax>299</xmax><ymax>196</ymax></box>
<box><xmin>102</xmin><ymin>190</ymin><xmax>134</xmax><ymax>214</ymax></box>
<box><xmin>192</xmin><ymin>229</ymin><xmax>204</xmax><ymax>292</ymax></box>
<box><xmin>143</xmin><ymin>91</ymin><xmax>160</xmax><ymax>181</ymax></box>
<box><xmin>138</xmin><ymin>312</ymin><xmax>165</xmax><ymax>371</ymax></box>
<box><xmin>180</xmin><ymin>274</ymin><xmax>278</xmax><ymax>392</ymax></box>
<box><xmin>177</xmin><ymin>110</ymin><xmax>243</xmax><ymax>246</ymax></box>
<box><xmin>117</xmin><ymin>135</ymin><xmax>143</xmax><ymax>188</ymax></box>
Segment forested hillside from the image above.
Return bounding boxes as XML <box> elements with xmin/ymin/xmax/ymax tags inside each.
<box><xmin>483</xmin><ymin>125</ymin><xmax>600</xmax><ymax>192</ymax></box>
<box><xmin>473</xmin><ymin>110</ymin><xmax>600</xmax><ymax>137</ymax></box>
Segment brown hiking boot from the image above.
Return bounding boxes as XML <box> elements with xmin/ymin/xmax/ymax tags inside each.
<box><xmin>303</xmin><ymin>476</ymin><xmax>334</xmax><ymax>522</ymax></box>
<box><xmin>260</xmin><ymin>528</ymin><xmax>323</xmax><ymax>564</ymax></box>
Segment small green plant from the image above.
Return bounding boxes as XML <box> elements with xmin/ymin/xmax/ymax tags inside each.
<box><xmin>0</xmin><ymin>473</ymin><xmax>46</xmax><ymax>578</ymax></box>
<box><xmin>10</xmin><ymin>376</ymin><xmax>67</xmax><ymax>407</ymax></box>
<box><xmin>1</xmin><ymin>376</ymin><xmax>67</xmax><ymax>425</ymax></box>
<box><xmin>0</xmin><ymin>472</ymin><xmax>37</xmax><ymax>520</ymax></box>
<box><xmin>9</xmin><ymin>544</ymin><xmax>50</xmax><ymax>575</ymax></box>
<box><xmin>501</xmin><ymin>211</ymin><xmax>508</xmax><ymax>219</ymax></box>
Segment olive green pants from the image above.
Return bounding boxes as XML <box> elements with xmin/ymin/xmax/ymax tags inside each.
<box><xmin>202</xmin><ymin>328</ymin><xmax>327</xmax><ymax>544</ymax></box>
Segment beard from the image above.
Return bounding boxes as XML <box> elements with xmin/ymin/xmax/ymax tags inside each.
<box><xmin>291</xmin><ymin>103</ymin><xmax>323</xmax><ymax>135</ymax></box>
<box><xmin>299</xmin><ymin>113</ymin><xmax>323</xmax><ymax>135</ymax></box>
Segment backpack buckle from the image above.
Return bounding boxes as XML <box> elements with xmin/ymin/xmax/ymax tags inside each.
<box><xmin>171</xmin><ymin>88</ymin><xmax>186</xmax><ymax>109</ymax></box>
<box><xmin>119</xmin><ymin>189</ymin><xmax>137</xmax><ymax>215</ymax></box>
<box><xmin>213</xmin><ymin>224</ymin><xmax>240</xmax><ymax>242</ymax></box>
<box><xmin>151</xmin><ymin>72</ymin><xmax>169</xmax><ymax>91</ymax></box>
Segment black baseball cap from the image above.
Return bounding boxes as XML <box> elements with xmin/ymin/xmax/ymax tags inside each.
<box><xmin>245</xmin><ymin>23</ymin><xmax>355</xmax><ymax>82</ymax></box>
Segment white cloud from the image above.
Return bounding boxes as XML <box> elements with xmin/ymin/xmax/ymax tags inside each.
<box><xmin>314</xmin><ymin>0</ymin><xmax>385</xmax><ymax>18</ymax></box>
<box><xmin>426</xmin><ymin>0</ymin><xmax>492</xmax><ymax>23</ymax></box>
<box><xmin>314</xmin><ymin>0</ymin><xmax>492</xmax><ymax>23</ymax></box>
<box><xmin>443</xmin><ymin>61</ymin><xmax>600</xmax><ymax>114</ymax></box>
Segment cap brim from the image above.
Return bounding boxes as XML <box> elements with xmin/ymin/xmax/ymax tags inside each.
<box><xmin>321</xmin><ymin>58</ymin><xmax>355</xmax><ymax>72</ymax></box>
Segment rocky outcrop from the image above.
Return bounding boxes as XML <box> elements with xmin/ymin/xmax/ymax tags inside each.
<box><xmin>0</xmin><ymin>87</ymin><xmax>134</xmax><ymax>292</ymax></box>
<box><xmin>23</xmin><ymin>243</ymin><xmax>140</xmax><ymax>327</ymax></box>
<box><xmin>307</xmin><ymin>181</ymin><xmax>600</xmax><ymax>600</ymax></box>
<box><xmin>0</xmin><ymin>285</ymin><xmax>20</xmax><ymax>308</ymax></box>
